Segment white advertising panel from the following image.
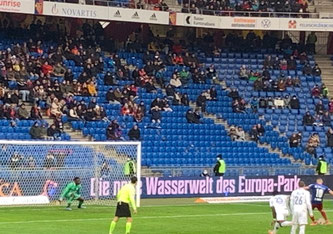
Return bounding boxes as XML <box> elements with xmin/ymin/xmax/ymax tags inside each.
<box><xmin>0</xmin><ymin>0</ymin><xmax>34</xmax><ymax>14</ymax></box>
<box><xmin>43</xmin><ymin>2</ymin><xmax>109</xmax><ymax>20</ymax></box>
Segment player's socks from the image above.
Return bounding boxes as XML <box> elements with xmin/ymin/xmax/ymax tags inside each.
<box><xmin>299</xmin><ymin>225</ymin><xmax>305</xmax><ymax>234</ymax></box>
<box><xmin>280</xmin><ymin>221</ymin><xmax>292</xmax><ymax>227</ymax></box>
<box><xmin>310</xmin><ymin>216</ymin><xmax>316</xmax><ymax>222</ymax></box>
<box><xmin>109</xmin><ymin>221</ymin><xmax>117</xmax><ymax>234</ymax></box>
<box><xmin>78</xmin><ymin>200</ymin><xmax>84</xmax><ymax>208</ymax></box>
<box><xmin>320</xmin><ymin>210</ymin><xmax>328</xmax><ymax>221</ymax></box>
<box><xmin>273</xmin><ymin>222</ymin><xmax>279</xmax><ymax>232</ymax></box>
<box><xmin>125</xmin><ymin>222</ymin><xmax>132</xmax><ymax>234</ymax></box>
<box><xmin>290</xmin><ymin>225</ymin><xmax>297</xmax><ymax>234</ymax></box>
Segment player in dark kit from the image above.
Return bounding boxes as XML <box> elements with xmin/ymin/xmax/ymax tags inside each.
<box><xmin>306</xmin><ymin>178</ymin><xmax>333</xmax><ymax>225</ymax></box>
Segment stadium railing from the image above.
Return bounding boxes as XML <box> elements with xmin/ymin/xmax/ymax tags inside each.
<box><xmin>146</xmin><ymin>165</ymin><xmax>324</xmax><ymax>177</ymax></box>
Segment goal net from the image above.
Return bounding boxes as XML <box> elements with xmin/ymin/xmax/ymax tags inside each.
<box><xmin>0</xmin><ymin>141</ymin><xmax>141</xmax><ymax>207</ymax></box>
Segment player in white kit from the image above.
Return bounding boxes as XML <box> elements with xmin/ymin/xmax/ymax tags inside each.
<box><xmin>290</xmin><ymin>181</ymin><xmax>315</xmax><ymax>234</ymax></box>
<box><xmin>268</xmin><ymin>191</ymin><xmax>293</xmax><ymax>234</ymax></box>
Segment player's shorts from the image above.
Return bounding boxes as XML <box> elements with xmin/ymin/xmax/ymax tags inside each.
<box><xmin>312</xmin><ymin>203</ymin><xmax>323</xmax><ymax>211</ymax></box>
<box><xmin>276</xmin><ymin>209</ymin><xmax>289</xmax><ymax>221</ymax></box>
<box><xmin>115</xmin><ymin>202</ymin><xmax>131</xmax><ymax>217</ymax></box>
<box><xmin>65</xmin><ymin>193</ymin><xmax>81</xmax><ymax>200</ymax></box>
<box><xmin>292</xmin><ymin>211</ymin><xmax>308</xmax><ymax>225</ymax></box>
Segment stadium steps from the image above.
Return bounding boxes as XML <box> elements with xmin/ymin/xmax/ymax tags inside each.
<box><xmin>315</xmin><ymin>55</ymin><xmax>333</xmax><ymax>96</ymax></box>
<box><xmin>314</xmin><ymin>0</ymin><xmax>333</xmax><ymax>13</ymax></box>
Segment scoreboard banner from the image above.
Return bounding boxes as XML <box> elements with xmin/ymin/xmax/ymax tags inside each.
<box><xmin>1</xmin><ymin>173</ymin><xmax>332</xmax><ymax>202</ymax></box>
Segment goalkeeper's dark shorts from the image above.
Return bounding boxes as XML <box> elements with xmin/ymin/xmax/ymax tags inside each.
<box><xmin>115</xmin><ymin>202</ymin><xmax>131</xmax><ymax>217</ymax></box>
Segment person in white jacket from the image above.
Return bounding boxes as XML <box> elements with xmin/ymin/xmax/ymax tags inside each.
<box><xmin>290</xmin><ymin>181</ymin><xmax>315</xmax><ymax>234</ymax></box>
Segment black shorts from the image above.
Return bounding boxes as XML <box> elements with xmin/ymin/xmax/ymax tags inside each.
<box><xmin>115</xmin><ymin>202</ymin><xmax>131</xmax><ymax>217</ymax></box>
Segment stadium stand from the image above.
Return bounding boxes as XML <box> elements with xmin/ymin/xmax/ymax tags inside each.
<box><xmin>0</xmin><ymin>19</ymin><xmax>328</xmax><ymax>176</ymax></box>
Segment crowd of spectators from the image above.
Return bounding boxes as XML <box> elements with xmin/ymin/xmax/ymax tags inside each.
<box><xmin>181</xmin><ymin>0</ymin><xmax>310</xmax><ymax>16</ymax></box>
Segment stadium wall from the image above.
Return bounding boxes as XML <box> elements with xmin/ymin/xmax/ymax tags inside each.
<box><xmin>0</xmin><ymin>174</ymin><xmax>331</xmax><ymax>201</ymax></box>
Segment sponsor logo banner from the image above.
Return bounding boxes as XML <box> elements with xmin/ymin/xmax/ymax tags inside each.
<box><xmin>0</xmin><ymin>0</ymin><xmax>34</xmax><ymax>14</ymax></box>
<box><xmin>222</xmin><ymin>17</ymin><xmax>280</xmax><ymax>30</ymax></box>
<box><xmin>281</xmin><ymin>18</ymin><xmax>333</xmax><ymax>31</ymax></box>
<box><xmin>1</xmin><ymin>174</ymin><xmax>331</xmax><ymax>200</ymax></box>
<box><xmin>182</xmin><ymin>14</ymin><xmax>220</xmax><ymax>28</ymax></box>
<box><xmin>43</xmin><ymin>2</ymin><xmax>109</xmax><ymax>20</ymax></box>
<box><xmin>108</xmin><ymin>8</ymin><xmax>169</xmax><ymax>25</ymax></box>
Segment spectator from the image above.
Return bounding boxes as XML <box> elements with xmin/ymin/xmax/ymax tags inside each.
<box><xmin>249</xmin><ymin>125</ymin><xmax>259</xmax><ymax>142</ymax></box>
<box><xmin>100</xmin><ymin>161</ymin><xmax>111</xmax><ymax>178</ymax></box>
<box><xmin>329</xmin><ymin>98</ymin><xmax>333</xmax><ymax>113</ymax></box>
<box><xmin>303</xmin><ymin>112</ymin><xmax>315</xmax><ymax>126</ymax></box>
<box><xmin>209</xmin><ymin>87</ymin><xmax>217</xmax><ymax>101</ymax></box>
<box><xmin>323</xmin><ymin>112</ymin><xmax>332</xmax><ymax>126</ymax></box>
<box><xmin>307</xmin><ymin>32</ymin><xmax>317</xmax><ymax>54</ymax></box>
<box><xmin>53</xmin><ymin>63</ymin><xmax>66</xmax><ymax>77</ymax></box>
<box><xmin>186</xmin><ymin>109</ymin><xmax>201</xmax><ymax>124</ymax></box>
<box><xmin>229</xmin><ymin>126</ymin><xmax>238</xmax><ymax>141</ymax></box>
<box><xmin>104</xmin><ymin>72</ymin><xmax>116</xmax><ymax>86</ymax></box>
<box><xmin>326</xmin><ymin>128</ymin><xmax>333</xmax><ymax>147</ymax></box>
<box><xmin>170</xmin><ymin>74</ymin><xmax>182</xmax><ymax>88</ymax></box>
<box><xmin>315</xmin><ymin>100</ymin><xmax>325</xmax><ymax>115</ymax></box>
<box><xmin>26</xmin><ymin>156</ymin><xmax>36</xmax><ymax>169</ymax></box>
<box><xmin>128</xmin><ymin>124</ymin><xmax>141</xmax><ymax>141</ymax></box>
<box><xmin>106</xmin><ymin>120</ymin><xmax>123</xmax><ymax>140</ymax></box>
<box><xmin>239</xmin><ymin>65</ymin><xmax>249</xmax><ymax>80</ymax></box>
<box><xmin>303</xmin><ymin>63</ymin><xmax>312</xmax><ymax>75</ymax></box>
<box><xmin>250</xmin><ymin>97</ymin><xmax>258</xmax><ymax>113</ymax></box>
<box><xmin>290</xmin><ymin>95</ymin><xmax>300</xmax><ymax>109</ymax></box>
<box><xmin>87</xmin><ymin>81</ymin><xmax>97</xmax><ymax>96</ymax></box>
<box><xmin>47</xmin><ymin>124</ymin><xmax>61</xmax><ymax>140</ymax></box>
<box><xmin>44</xmin><ymin>153</ymin><xmax>56</xmax><ymax>168</ymax></box>
<box><xmin>17</xmin><ymin>104</ymin><xmax>30</xmax><ymax>120</ymax></box>
<box><xmin>289</xmin><ymin>133</ymin><xmax>302</xmax><ymax>147</ymax></box>
<box><xmin>181</xmin><ymin>93</ymin><xmax>190</xmax><ymax>106</ymax></box>
<box><xmin>68</xmin><ymin>106</ymin><xmax>80</xmax><ymax>121</ymax></box>
<box><xmin>29</xmin><ymin>122</ymin><xmax>43</xmax><ymax>139</ymax></box>
<box><xmin>196</xmin><ymin>92</ymin><xmax>207</xmax><ymax>113</ymax></box>
<box><xmin>200</xmin><ymin>169</ymin><xmax>209</xmax><ymax>177</ymax></box>
<box><xmin>228</xmin><ymin>88</ymin><xmax>240</xmax><ymax>100</ymax></box>
<box><xmin>274</xmin><ymin>96</ymin><xmax>285</xmax><ymax>109</ymax></box>
<box><xmin>213</xmin><ymin>154</ymin><xmax>225</xmax><ymax>176</ymax></box>
<box><xmin>256</xmin><ymin>124</ymin><xmax>265</xmax><ymax>136</ymax></box>
<box><xmin>9</xmin><ymin>152</ymin><xmax>24</xmax><ymax>169</ymax></box>
<box><xmin>236</xmin><ymin>127</ymin><xmax>246</xmax><ymax>141</ymax></box>
<box><xmin>150</xmin><ymin>105</ymin><xmax>161</xmax><ymax>124</ymax></box>
<box><xmin>312</xmin><ymin>64</ymin><xmax>321</xmax><ymax>76</ymax></box>
<box><xmin>306</xmin><ymin>133</ymin><xmax>320</xmax><ymax>157</ymax></box>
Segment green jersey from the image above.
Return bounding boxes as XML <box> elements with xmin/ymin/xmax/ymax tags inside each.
<box><xmin>60</xmin><ymin>182</ymin><xmax>82</xmax><ymax>199</ymax></box>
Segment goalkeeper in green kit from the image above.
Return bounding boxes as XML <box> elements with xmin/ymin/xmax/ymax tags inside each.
<box><xmin>59</xmin><ymin>177</ymin><xmax>85</xmax><ymax>210</ymax></box>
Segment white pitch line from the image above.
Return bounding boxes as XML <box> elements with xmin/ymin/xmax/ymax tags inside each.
<box><xmin>0</xmin><ymin>212</ymin><xmax>269</xmax><ymax>225</ymax></box>
<box><xmin>1</xmin><ymin>210</ymin><xmax>333</xmax><ymax>225</ymax></box>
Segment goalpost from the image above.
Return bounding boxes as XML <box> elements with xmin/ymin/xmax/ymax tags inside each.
<box><xmin>0</xmin><ymin>140</ymin><xmax>141</xmax><ymax>207</ymax></box>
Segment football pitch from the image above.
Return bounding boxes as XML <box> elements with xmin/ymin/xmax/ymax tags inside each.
<box><xmin>0</xmin><ymin>199</ymin><xmax>333</xmax><ymax>234</ymax></box>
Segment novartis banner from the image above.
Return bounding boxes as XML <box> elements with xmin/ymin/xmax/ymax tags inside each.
<box><xmin>0</xmin><ymin>0</ymin><xmax>34</xmax><ymax>14</ymax></box>
<box><xmin>40</xmin><ymin>2</ymin><xmax>169</xmax><ymax>25</ymax></box>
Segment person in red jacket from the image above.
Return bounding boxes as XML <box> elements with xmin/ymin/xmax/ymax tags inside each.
<box><xmin>42</xmin><ymin>61</ymin><xmax>53</xmax><ymax>75</ymax></box>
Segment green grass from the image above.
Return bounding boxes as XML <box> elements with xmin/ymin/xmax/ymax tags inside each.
<box><xmin>0</xmin><ymin>200</ymin><xmax>333</xmax><ymax>234</ymax></box>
